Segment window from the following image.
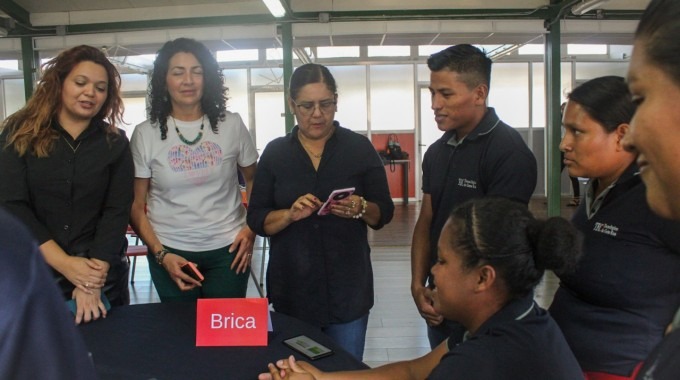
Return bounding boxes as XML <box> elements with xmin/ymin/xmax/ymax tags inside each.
<box><xmin>216</xmin><ymin>49</ymin><xmax>259</xmax><ymax>62</ymax></box>
<box><xmin>567</xmin><ymin>44</ymin><xmax>607</xmax><ymax>55</ymax></box>
<box><xmin>370</xmin><ymin>64</ymin><xmax>414</xmax><ymax>131</ymax></box>
<box><xmin>0</xmin><ymin>60</ymin><xmax>18</xmax><ymax>70</ymax></box>
<box><xmin>266</xmin><ymin>48</ymin><xmax>283</xmax><ymax>60</ymax></box>
<box><xmin>418</xmin><ymin>45</ymin><xmax>449</xmax><ymax>57</ymax></box>
<box><xmin>518</xmin><ymin>44</ymin><xmax>544</xmax><ymax>55</ymax></box>
<box><xmin>368</xmin><ymin>45</ymin><xmax>410</xmax><ymax>57</ymax></box>
<box><xmin>317</xmin><ymin>46</ymin><xmax>360</xmax><ymax>58</ymax></box>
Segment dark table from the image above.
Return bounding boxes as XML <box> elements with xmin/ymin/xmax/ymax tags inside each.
<box><xmin>78</xmin><ymin>302</ymin><xmax>368</xmax><ymax>380</ymax></box>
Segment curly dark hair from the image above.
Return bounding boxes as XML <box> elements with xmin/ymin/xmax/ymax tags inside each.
<box><xmin>148</xmin><ymin>38</ymin><xmax>227</xmax><ymax>140</ymax></box>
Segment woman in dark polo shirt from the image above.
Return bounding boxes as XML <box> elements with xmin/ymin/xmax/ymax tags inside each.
<box><xmin>550</xmin><ymin>75</ymin><xmax>680</xmax><ymax>379</ymax></box>
<box><xmin>260</xmin><ymin>197</ymin><xmax>584</xmax><ymax>380</ymax></box>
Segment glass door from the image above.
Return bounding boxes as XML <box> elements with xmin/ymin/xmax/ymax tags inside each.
<box><xmin>252</xmin><ymin>90</ymin><xmax>286</xmax><ymax>153</ymax></box>
<box><xmin>416</xmin><ymin>86</ymin><xmax>443</xmax><ymax>199</ymax></box>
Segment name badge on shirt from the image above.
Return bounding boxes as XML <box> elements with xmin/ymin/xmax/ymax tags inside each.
<box><xmin>196</xmin><ymin>298</ymin><xmax>269</xmax><ymax>346</ymax></box>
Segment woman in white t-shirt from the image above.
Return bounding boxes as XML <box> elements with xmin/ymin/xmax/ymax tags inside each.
<box><xmin>130</xmin><ymin>38</ymin><xmax>258</xmax><ymax>302</ymax></box>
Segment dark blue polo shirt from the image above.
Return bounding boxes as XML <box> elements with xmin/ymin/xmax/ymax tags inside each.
<box><xmin>0</xmin><ymin>208</ymin><xmax>97</xmax><ymax>379</ymax></box>
<box><xmin>422</xmin><ymin>107</ymin><xmax>537</xmax><ymax>272</ymax></box>
<box><xmin>427</xmin><ymin>295</ymin><xmax>583</xmax><ymax>380</ymax></box>
<box><xmin>550</xmin><ymin>164</ymin><xmax>680</xmax><ymax>375</ymax></box>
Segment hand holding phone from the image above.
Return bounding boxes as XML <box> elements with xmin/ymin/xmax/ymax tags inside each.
<box><xmin>181</xmin><ymin>262</ymin><xmax>205</xmax><ymax>282</ymax></box>
<box><xmin>317</xmin><ymin>187</ymin><xmax>355</xmax><ymax>216</ymax></box>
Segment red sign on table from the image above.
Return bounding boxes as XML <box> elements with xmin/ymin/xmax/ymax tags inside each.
<box><xmin>196</xmin><ymin>298</ymin><xmax>269</xmax><ymax>346</ymax></box>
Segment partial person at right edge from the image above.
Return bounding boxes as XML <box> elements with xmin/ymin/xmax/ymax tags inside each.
<box><xmin>0</xmin><ymin>207</ymin><xmax>97</xmax><ymax>380</ymax></box>
<box><xmin>411</xmin><ymin>44</ymin><xmax>538</xmax><ymax>348</ymax></box>
<box><xmin>621</xmin><ymin>1</ymin><xmax>680</xmax><ymax>379</ymax></box>
<box><xmin>549</xmin><ymin>75</ymin><xmax>680</xmax><ymax>379</ymax></box>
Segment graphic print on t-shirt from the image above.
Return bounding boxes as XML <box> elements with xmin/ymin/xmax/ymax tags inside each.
<box><xmin>167</xmin><ymin>141</ymin><xmax>223</xmax><ymax>184</ymax></box>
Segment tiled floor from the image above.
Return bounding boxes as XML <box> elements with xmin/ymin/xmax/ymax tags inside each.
<box><xmin>128</xmin><ymin>197</ymin><xmax>576</xmax><ymax>367</ymax></box>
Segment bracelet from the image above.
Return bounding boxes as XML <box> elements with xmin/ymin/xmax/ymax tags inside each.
<box><xmin>352</xmin><ymin>197</ymin><xmax>368</xmax><ymax>219</ymax></box>
<box><xmin>155</xmin><ymin>248</ymin><xmax>169</xmax><ymax>265</ymax></box>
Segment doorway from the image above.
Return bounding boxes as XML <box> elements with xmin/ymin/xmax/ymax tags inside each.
<box><xmin>252</xmin><ymin>89</ymin><xmax>286</xmax><ymax>153</ymax></box>
<box><xmin>415</xmin><ymin>85</ymin><xmax>442</xmax><ymax>200</ymax></box>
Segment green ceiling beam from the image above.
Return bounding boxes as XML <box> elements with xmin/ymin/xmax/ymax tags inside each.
<box><xmin>281</xmin><ymin>22</ymin><xmax>294</xmax><ymax>134</ymax></box>
<box><xmin>65</xmin><ymin>14</ymin><xmax>277</xmax><ymax>35</ymax></box>
<box><xmin>292</xmin><ymin>8</ymin><xmax>552</xmax><ymax>21</ymax></box>
<box><xmin>0</xmin><ymin>0</ymin><xmax>30</xmax><ymax>26</ymax></box>
<box><xmin>546</xmin><ymin>0</ymin><xmax>564</xmax><ymax>217</ymax></box>
<box><xmin>6</xmin><ymin>5</ymin><xmax>643</xmax><ymax>38</ymax></box>
<box><xmin>20</xmin><ymin>36</ymin><xmax>35</xmax><ymax>99</ymax></box>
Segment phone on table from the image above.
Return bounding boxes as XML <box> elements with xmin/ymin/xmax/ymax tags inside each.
<box><xmin>283</xmin><ymin>335</ymin><xmax>334</xmax><ymax>360</ymax></box>
<box><xmin>181</xmin><ymin>262</ymin><xmax>205</xmax><ymax>282</ymax></box>
<box><xmin>317</xmin><ymin>187</ymin><xmax>355</xmax><ymax>216</ymax></box>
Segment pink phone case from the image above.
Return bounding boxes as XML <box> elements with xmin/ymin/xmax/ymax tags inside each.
<box><xmin>317</xmin><ymin>187</ymin><xmax>355</xmax><ymax>216</ymax></box>
<box><xmin>181</xmin><ymin>262</ymin><xmax>205</xmax><ymax>282</ymax></box>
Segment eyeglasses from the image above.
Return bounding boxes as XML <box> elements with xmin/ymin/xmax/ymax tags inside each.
<box><xmin>292</xmin><ymin>99</ymin><xmax>336</xmax><ymax>116</ymax></box>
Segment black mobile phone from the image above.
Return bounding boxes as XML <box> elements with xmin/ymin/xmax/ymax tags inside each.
<box><xmin>181</xmin><ymin>262</ymin><xmax>205</xmax><ymax>282</ymax></box>
<box><xmin>283</xmin><ymin>335</ymin><xmax>334</xmax><ymax>360</ymax></box>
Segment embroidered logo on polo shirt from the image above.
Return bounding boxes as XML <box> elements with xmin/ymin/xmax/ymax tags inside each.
<box><xmin>593</xmin><ymin>222</ymin><xmax>619</xmax><ymax>237</ymax></box>
<box><xmin>457</xmin><ymin>178</ymin><xmax>477</xmax><ymax>189</ymax></box>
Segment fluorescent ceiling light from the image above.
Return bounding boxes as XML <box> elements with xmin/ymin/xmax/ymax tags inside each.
<box><xmin>262</xmin><ymin>0</ymin><xmax>286</xmax><ymax>18</ymax></box>
<box><xmin>571</xmin><ymin>0</ymin><xmax>610</xmax><ymax>16</ymax></box>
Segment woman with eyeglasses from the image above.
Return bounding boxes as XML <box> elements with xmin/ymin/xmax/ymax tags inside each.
<box><xmin>247</xmin><ymin>63</ymin><xmax>394</xmax><ymax>360</ymax></box>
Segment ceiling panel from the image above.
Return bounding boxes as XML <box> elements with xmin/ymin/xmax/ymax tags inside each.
<box><xmin>0</xmin><ymin>0</ymin><xmax>644</xmax><ymax>62</ymax></box>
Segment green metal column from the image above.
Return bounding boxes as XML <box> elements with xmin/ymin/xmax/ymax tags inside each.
<box><xmin>545</xmin><ymin>5</ymin><xmax>562</xmax><ymax>217</ymax></box>
<box><xmin>281</xmin><ymin>22</ymin><xmax>294</xmax><ymax>133</ymax></box>
<box><xmin>21</xmin><ymin>36</ymin><xmax>35</xmax><ymax>100</ymax></box>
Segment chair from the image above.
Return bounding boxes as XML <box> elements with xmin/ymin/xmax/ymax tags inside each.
<box><xmin>240</xmin><ymin>185</ymin><xmax>268</xmax><ymax>298</ymax></box>
<box><xmin>249</xmin><ymin>236</ymin><xmax>268</xmax><ymax>297</ymax></box>
<box><xmin>125</xmin><ymin>226</ymin><xmax>148</xmax><ymax>284</ymax></box>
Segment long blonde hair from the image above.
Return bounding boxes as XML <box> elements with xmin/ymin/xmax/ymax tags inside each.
<box><xmin>2</xmin><ymin>45</ymin><xmax>124</xmax><ymax>157</ymax></box>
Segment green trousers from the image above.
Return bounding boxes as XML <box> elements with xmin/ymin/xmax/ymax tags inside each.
<box><xmin>147</xmin><ymin>244</ymin><xmax>249</xmax><ymax>302</ymax></box>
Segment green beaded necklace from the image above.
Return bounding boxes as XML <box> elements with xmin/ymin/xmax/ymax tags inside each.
<box><xmin>172</xmin><ymin>115</ymin><xmax>205</xmax><ymax>145</ymax></box>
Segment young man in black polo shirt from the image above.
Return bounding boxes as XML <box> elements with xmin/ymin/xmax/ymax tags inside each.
<box><xmin>410</xmin><ymin>44</ymin><xmax>537</xmax><ymax>348</ymax></box>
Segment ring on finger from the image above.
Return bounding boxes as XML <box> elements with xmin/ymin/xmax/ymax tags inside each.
<box><xmin>85</xmin><ymin>282</ymin><xmax>90</xmax><ymax>288</ymax></box>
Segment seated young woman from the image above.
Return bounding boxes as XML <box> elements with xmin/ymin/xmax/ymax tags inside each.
<box><xmin>259</xmin><ymin>197</ymin><xmax>584</xmax><ymax>380</ymax></box>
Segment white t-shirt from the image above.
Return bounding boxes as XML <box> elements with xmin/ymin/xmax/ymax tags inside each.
<box><xmin>131</xmin><ymin>113</ymin><xmax>258</xmax><ymax>251</ymax></box>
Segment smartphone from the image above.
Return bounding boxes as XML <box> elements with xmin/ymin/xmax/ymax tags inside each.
<box><xmin>283</xmin><ymin>335</ymin><xmax>334</xmax><ymax>360</ymax></box>
<box><xmin>317</xmin><ymin>187</ymin><xmax>355</xmax><ymax>216</ymax></box>
<box><xmin>181</xmin><ymin>262</ymin><xmax>205</xmax><ymax>282</ymax></box>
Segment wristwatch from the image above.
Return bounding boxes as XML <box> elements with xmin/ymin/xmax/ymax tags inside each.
<box><xmin>154</xmin><ymin>248</ymin><xmax>169</xmax><ymax>265</ymax></box>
